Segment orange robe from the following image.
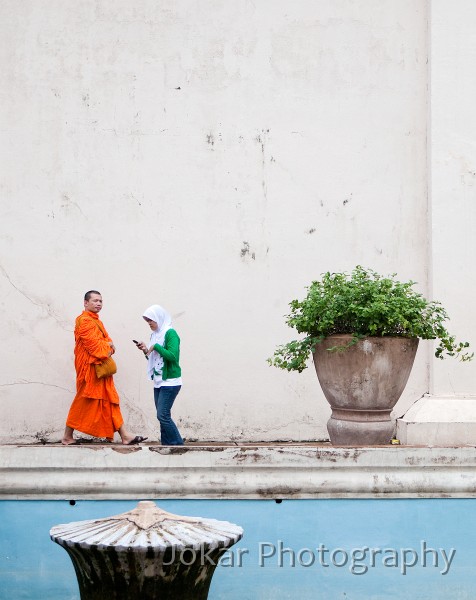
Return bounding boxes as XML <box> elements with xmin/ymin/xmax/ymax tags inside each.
<box><xmin>66</xmin><ymin>310</ymin><xmax>124</xmax><ymax>439</ymax></box>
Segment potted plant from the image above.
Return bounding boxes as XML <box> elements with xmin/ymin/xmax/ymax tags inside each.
<box><xmin>269</xmin><ymin>266</ymin><xmax>472</xmax><ymax>445</ymax></box>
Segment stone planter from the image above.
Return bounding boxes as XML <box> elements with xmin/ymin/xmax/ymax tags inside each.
<box><xmin>50</xmin><ymin>501</ymin><xmax>243</xmax><ymax>600</ymax></box>
<box><xmin>313</xmin><ymin>335</ymin><xmax>418</xmax><ymax>445</ymax></box>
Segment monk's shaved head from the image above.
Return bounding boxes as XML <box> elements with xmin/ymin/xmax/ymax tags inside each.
<box><xmin>84</xmin><ymin>290</ymin><xmax>101</xmax><ymax>302</ymax></box>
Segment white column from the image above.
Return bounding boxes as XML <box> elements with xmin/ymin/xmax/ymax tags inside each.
<box><xmin>398</xmin><ymin>0</ymin><xmax>476</xmax><ymax>444</ymax></box>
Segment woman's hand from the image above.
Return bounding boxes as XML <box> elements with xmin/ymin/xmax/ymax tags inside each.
<box><xmin>136</xmin><ymin>341</ymin><xmax>152</xmax><ymax>357</ymax></box>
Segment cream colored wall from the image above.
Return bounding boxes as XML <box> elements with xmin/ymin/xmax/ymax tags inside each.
<box><xmin>0</xmin><ymin>0</ymin><xmax>430</xmax><ymax>443</ymax></box>
<box><xmin>429</xmin><ymin>0</ymin><xmax>476</xmax><ymax>396</ymax></box>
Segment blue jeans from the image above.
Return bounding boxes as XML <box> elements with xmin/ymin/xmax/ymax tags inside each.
<box><xmin>153</xmin><ymin>386</ymin><xmax>183</xmax><ymax>446</ymax></box>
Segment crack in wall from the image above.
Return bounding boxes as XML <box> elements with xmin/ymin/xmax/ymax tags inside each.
<box><xmin>255</xmin><ymin>128</ymin><xmax>270</xmax><ymax>203</ymax></box>
<box><xmin>61</xmin><ymin>193</ymin><xmax>87</xmax><ymax>219</ymax></box>
<box><xmin>115</xmin><ymin>386</ymin><xmax>150</xmax><ymax>427</ymax></box>
<box><xmin>0</xmin><ymin>264</ymin><xmax>71</xmax><ymax>330</ymax></box>
<box><xmin>0</xmin><ymin>381</ymin><xmax>73</xmax><ymax>393</ymax></box>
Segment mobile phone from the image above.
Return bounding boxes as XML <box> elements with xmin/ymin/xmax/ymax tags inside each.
<box><xmin>132</xmin><ymin>339</ymin><xmax>139</xmax><ymax>344</ymax></box>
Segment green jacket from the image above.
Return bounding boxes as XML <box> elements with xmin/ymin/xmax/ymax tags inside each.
<box><xmin>153</xmin><ymin>329</ymin><xmax>181</xmax><ymax>381</ymax></box>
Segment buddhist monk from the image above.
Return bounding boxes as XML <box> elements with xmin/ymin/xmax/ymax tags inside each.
<box><xmin>62</xmin><ymin>290</ymin><xmax>147</xmax><ymax>445</ymax></box>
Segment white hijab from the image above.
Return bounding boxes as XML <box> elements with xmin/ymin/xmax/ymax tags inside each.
<box><xmin>143</xmin><ymin>305</ymin><xmax>172</xmax><ymax>380</ymax></box>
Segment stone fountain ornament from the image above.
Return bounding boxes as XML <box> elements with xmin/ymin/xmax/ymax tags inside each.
<box><xmin>50</xmin><ymin>500</ymin><xmax>243</xmax><ymax>599</ymax></box>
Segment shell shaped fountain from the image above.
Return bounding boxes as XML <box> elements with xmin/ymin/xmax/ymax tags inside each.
<box><xmin>50</xmin><ymin>501</ymin><xmax>243</xmax><ymax>600</ymax></box>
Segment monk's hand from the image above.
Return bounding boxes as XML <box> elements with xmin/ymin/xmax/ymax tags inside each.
<box><xmin>108</xmin><ymin>341</ymin><xmax>116</xmax><ymax>355</ymax></box>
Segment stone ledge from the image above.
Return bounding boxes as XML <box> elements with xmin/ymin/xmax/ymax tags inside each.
<box><xmin>2</xmin><ymin>444</ymin><xmax>476</xmax><ymax>500</ymax></box>
<box><xmin>397</xmin><ymin>395</ymin><xmax>476</xmax><ymax>445</ymax></box>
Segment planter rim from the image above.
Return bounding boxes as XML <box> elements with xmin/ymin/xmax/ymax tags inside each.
<box><xmin>316</xmin><ymin>334</ymin><xmax>419</xmax><ymax>340</ymax></box>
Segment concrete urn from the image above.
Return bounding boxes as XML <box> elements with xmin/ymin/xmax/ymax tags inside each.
<box><xmin>50</xmin><ymin>500</ymin><xmax>243</xmax><ymax>600</ymax></box>
<box><xmin>313</xmin><ymin>335</ymin><xmax>419</xmax><ymax>445</ymax></box>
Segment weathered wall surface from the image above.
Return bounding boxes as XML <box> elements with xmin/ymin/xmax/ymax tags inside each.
<box><xmin>0</xmin><ymin>0</ymin><xmax>430</xmax><ymax>443</ymax></box>
<box><xmin>430</xmin><ymin>0</ymin><xmax>476</xmax><ymax>396</ymax></box>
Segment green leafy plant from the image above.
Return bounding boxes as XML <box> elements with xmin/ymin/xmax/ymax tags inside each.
<box><xmin>269</xmin><ymin>266</ymin><xmax>473</xmax><ymax>372</ymax></box>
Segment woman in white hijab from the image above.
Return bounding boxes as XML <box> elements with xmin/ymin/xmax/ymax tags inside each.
<box><xmin>135</xmin><ymin>305</ymin><xmax>184</xmax><ymax>445</ymax></box>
